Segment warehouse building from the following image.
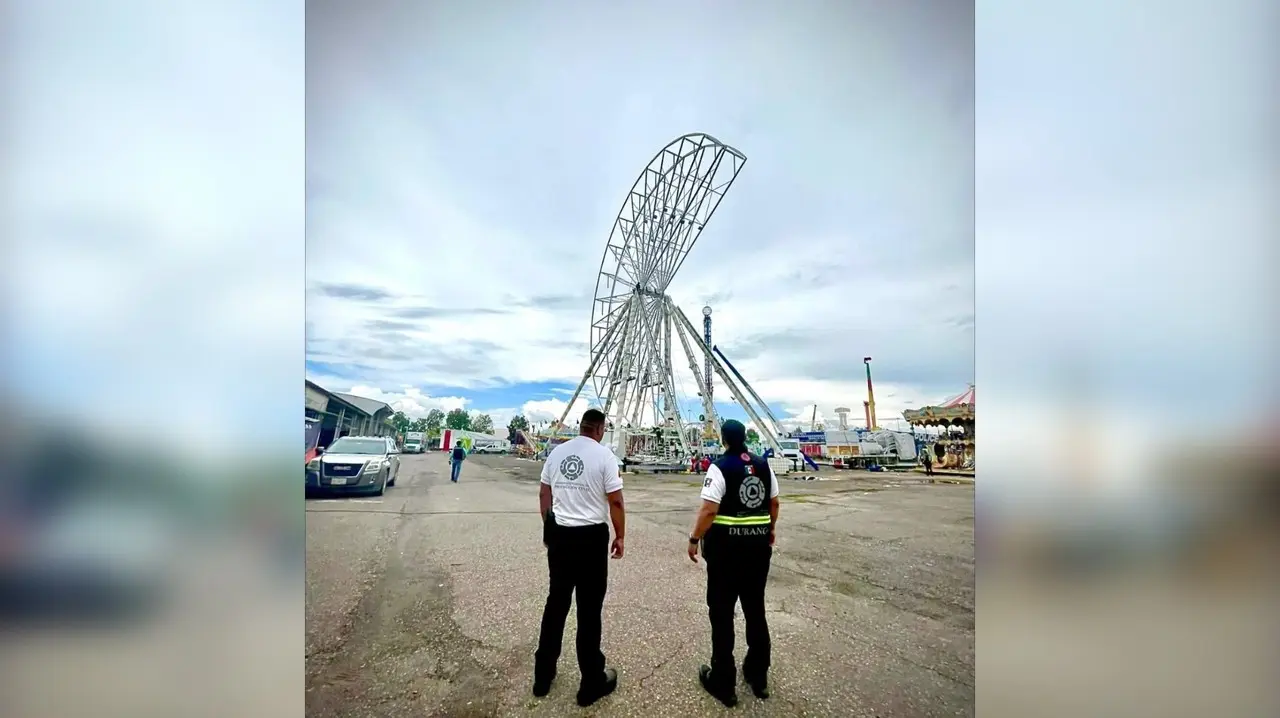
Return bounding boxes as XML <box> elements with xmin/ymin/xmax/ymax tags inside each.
<box><xmin>305</xmin><ymin>381</ymin><xmax>396</xmax><ymax>459</ymax></box>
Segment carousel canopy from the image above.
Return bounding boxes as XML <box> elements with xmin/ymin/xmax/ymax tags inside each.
<box><xmin>940</xmin><ymin>384</ymin><xmax>975</xmax><ymax>408</ymax></box>
<box><xmin>903</xmin><ymin>384</ymin><xmax>975</xmax><ymax>426</ymax></box>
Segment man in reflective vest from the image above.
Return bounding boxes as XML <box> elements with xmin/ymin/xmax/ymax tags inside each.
<box><xmin>686</xmin><ymin>419</ymin><xmax>780</xmax><ymax>707</ymax></box>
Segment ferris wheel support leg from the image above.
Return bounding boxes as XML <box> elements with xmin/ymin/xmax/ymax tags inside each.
<box><xmin>608</xmin><ymin>297</ymin><xmax>644</xmax><ymax>433</ymax></box>
<box><xmin>668</xmin><ymin>300</ymin><xmax>786</xmax><ymax>457</ymax></box>
<box><xmin>555</xmin><ymin>302</ymin><xmax>630</xmax><ymax>430</ymax></box>
<box><xmin>663</xmin><ymin>307</ymin><xmax>692</xmax><ymax>458</ymax></box>
<box><xmin>712</xmin><ymin>345</ymin><xmax>786</xmax><ymax>437</ymax></box>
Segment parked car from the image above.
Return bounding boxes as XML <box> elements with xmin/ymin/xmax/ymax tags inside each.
<box><xmin>0</xmin><ymin>440</ymin><xmax>183</xmax><ymax>623</ymax></box>
<box><xmin>306</xmin><ymin>436</ymin><xmax>400</xmax><ymax>496</ymax></box>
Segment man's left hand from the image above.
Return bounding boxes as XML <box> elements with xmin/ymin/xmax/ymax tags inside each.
<box><xmin>687</xmin><ymin>540</ymin><xmax>699</xmax><ymax>563</ymax></box>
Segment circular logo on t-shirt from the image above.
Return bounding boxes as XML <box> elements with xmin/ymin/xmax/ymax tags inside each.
<box><xmin>739</xmin><ymin>475</ymin><xmax>766</xmax><ymax>509</ymax></box>
<box><xmin>560</xmin><ymin>454</ymin><xmax>585</xmax><ymax>481</ymax></box>
<box><xmin>739</xmin><ymin>453</ymin><xmax>751</xmax><ymax>462</ymax></box>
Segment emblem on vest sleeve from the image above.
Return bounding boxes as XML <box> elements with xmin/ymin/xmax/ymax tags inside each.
<box><xmin>739</xmin><ymin>474</ymin><xmax>766</xmax><ymax>509</ymax></box>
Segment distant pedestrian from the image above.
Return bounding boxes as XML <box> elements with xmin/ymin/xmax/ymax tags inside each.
<box><xmin>533</xmin><ymin>408</ymin><xmax>626</xmax><ymax>707</ymax></box>
<box><xmin>922</xmin><ymin>446</ymin><xmax>934</xmax><ymax>476</ymax></box>
<box><xmin>450</xmin><ymin>441</ymin><xmax>467</xmax><ymax>482</ymax></box>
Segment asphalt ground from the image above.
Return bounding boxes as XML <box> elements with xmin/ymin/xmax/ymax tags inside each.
<box><xmin>305</xmin><ymin>452</ymin><xmax>975</xmax><ymax>717</ymax></box>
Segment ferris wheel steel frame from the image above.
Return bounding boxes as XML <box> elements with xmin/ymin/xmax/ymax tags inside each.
<box><xmin>555</xmin><ymin>133</ymin><xmax>786</xmax><ymax>460</ymax></box>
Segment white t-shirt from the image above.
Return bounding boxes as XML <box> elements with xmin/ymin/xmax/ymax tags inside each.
<box><xmin>700</xmin><ymin>462</ymin><xmax>780</xmax><ymax>504</ymax></box>
<box><xmin>541</xmin><ymin>436</ymin><xmax>624</xmax><ymax>527</ymax></box>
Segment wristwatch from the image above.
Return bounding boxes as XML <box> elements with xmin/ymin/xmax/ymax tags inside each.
<box><xmin>688</xmin><ymin>535</ymin><xmax>700</xmax><ymax>544</ymax></box>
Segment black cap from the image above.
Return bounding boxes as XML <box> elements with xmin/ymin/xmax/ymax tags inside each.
<box><xmin>721</xmin><ymin>419</ymin><xmax>747</xmax><ymax>449</ymax></box>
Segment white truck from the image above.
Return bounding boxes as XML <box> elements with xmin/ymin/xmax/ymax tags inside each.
<box><xmin>777</xmin><ymin>438</ymin><xmax>803</xmax><ymax>463</ymax></box>
<box><xmin>472</xmin><ymin>439</ymin><xmax>512</xmax><ymax>454</ymax></box>
<box><xmin>403</xmin><ymin>431</ymin><xmax>427</xmax><ymax>454</ymax></box>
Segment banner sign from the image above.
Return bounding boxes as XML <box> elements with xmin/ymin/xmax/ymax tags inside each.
<box><xmin>795</xmin><ymin>431</ymin><xmax>826</xmax><ymax>444</ymax></box>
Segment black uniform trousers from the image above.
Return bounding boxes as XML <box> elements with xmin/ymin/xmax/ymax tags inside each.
<box><xmin>534</xmin><ymin>521</ymin><xmax>610</xmax><ymax>687</ymax></box>
<box><xmin>705</xmin><ymin>543</ymin><xmax>773</xmax><ymax>688</ymax></box>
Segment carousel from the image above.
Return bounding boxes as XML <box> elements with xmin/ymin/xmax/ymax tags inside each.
<box><xmin>903</xmin><ymin>384</ymin><xmax>975</xmax><ymax>471</ymax></box>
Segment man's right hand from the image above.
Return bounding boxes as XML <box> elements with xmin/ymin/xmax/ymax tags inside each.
<box><xmin>610</xmin><ymin>536</ymin><xmax>624</xmax><ymax>559</ymax></box>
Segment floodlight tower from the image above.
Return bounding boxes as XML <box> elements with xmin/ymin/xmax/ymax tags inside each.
<box><xmin>701</xmin><ymin>305</ymin><xmax>716</xmax><ymax>440</ymax></box>
<box><xmin>702</xmin><ymin>306</ymin><xmax>713</xmax><ymax>402</ymax></box>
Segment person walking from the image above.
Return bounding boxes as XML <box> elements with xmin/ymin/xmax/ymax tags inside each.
<box><xmin>533</xmin><ymin>409</ymin><xmax>626</xmax><ymax>707</ymax></box>
<box><xmin>450</xmin><ymin>440</ymin><xmax>467</xmax><ymax>482</ymax></box>
<box><xmin>922</xmin><ymin>445</ymin><xmax>934</xmax><ymax>476</ymax></box>
<box><xmin>686</xmin><ymin>419</ymin><xmax>779</xmax><ymax>707</ymax></box>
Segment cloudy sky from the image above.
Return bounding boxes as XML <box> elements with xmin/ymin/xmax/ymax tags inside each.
<box><xmin>305</xmin><ymin>0</ymin><xmax>975</xmax><ymax>433</ymax></box>
<box><xmin>6</xmin><ymin>0</ymin><xmax>1271</xmax><ymax>470</ymax></box>
<box><xmin>6</xmin><ymin>1</ymin><xmax>303</xmax><ymax>450</ymax></box>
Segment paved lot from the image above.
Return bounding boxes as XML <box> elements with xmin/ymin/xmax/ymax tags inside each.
<box><xmin>305</xmin><ymin>453</ymin><xmax>974</xmax><ymax>717</ymax></box>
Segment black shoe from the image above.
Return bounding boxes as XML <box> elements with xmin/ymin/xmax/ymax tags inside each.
<box><xmin>742</xmin><ymin>666</ymin><xmax>770</xmax><ymax>699</ymax></box>
<box><xmin>698</xmin><ymin>664</ymin><xmax>738</xmax><ymax>707</ymax></box>
<box><xmin>532</xmin><ymin>668</ymin><xmax>555</xmax><ymax>698</ymax></box>
<box><xmin>576</xmin><ymin>667</ymin><xmax>617</xmax><ymax>707</ymax></box>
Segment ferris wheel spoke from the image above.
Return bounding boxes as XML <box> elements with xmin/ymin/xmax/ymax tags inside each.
<box><xmin>627</xmin><ymin>142</ymin><xmax>712</xmax><ymax>287</ymax></box>
<box><xmin>655</xmin><ymin>150</ymin><xmax>724</xmax><ymax>286</ymax></box>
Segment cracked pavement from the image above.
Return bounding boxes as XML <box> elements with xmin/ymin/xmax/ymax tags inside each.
<box><xmin>306</xmin><ymin>453</ymin><xmax>974</xmax><ymax>716</ymax></box>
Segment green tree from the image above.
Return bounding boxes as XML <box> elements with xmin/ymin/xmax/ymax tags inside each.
<box><xmin>424</xmin><ymin>409</ymin><xmax>445</xmax><ymax>437</ymax></box>
<box><xmin>746</xmin><ymin>428</ymin><xmax>760</xmax><ymax>444</ymax></box>
<box><xmin>472</xmin><ymin>413</ymin><xmax>494</xmax><ymax>434</ymax></box>
<box><xmin>391</xmin><ymin>411</ymin><xmax>412</xmax><ymax>434</ymax></box>
<box><xmin>506</xmin><ymin>414</ymin><xmax>530</xmax><ymax>442</ymax></box>
<box><xmin>408</xmin><ymin>417</ymin><xmax>429</xmax><ymax>433</ymax></box>
<box><xmin>445</xmin><ymin>408</ymin><xmax>471</xmax><ymax>430</ymax></box>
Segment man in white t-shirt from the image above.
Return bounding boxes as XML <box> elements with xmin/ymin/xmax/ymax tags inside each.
<box><xmin>532</xmin><ymin>409</ymin><xmax>625</xmax><ymax>708</ymax></box>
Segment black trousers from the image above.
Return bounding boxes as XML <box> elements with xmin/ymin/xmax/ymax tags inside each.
<box><xmin>705</xmin><ymin>544</ymin><xmax>773</xmax><ymax>688</ymax></box>
<box><xmin>534</xmin><ymin>521</ymin><xmax>610</xmax><ymax>686</ymax></box>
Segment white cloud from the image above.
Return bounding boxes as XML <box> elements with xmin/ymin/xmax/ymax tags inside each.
<box><xmin>343</xmin><ymin>385</ymin><xmax>467</xmax><ymax>419</ymax></box>
<box><xmin>474</xmin><ymin>407</ymin><xmax>517</xmax><ymax>433</ymax></box>
<box><xmin>520</xmin><ymin>397</ymin><xmax>597</xmax><ymax>425</ymax></box>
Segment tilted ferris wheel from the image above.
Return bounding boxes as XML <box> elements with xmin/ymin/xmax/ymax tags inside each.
<box><xmin>555</xmin><ymin>133</ymin><xmax>786</xmax><ymax>460</ymax></box>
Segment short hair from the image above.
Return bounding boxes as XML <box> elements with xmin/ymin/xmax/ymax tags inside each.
<box><xmin>455</xmin><ymin>440</ymin><xmax>462</xmax><ymax>446</ymax></box>
<box><xmin>580</xmin><ymin>408</ymin><xmax>607</xmax><ymax>433</ymax></box>
<box><xmin>721</xmin><ymin>419</ymin><xmax>747</xmax><ymax>448</ymax></box>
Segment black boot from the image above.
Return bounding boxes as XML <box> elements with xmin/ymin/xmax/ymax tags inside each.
<box><xmin>531</xmin><ymin>667</ymin><xmax>555</xmax><ymax>697</ymax></box>
<box><xmin>698</xmin><ymin>664</ymin><xmax>738</xmax><ymax>707</ymax></box>
<box><xmin>576</xmin><ymin>667</ymin><xmax>617</xmax><ymax>707</ymax></box>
